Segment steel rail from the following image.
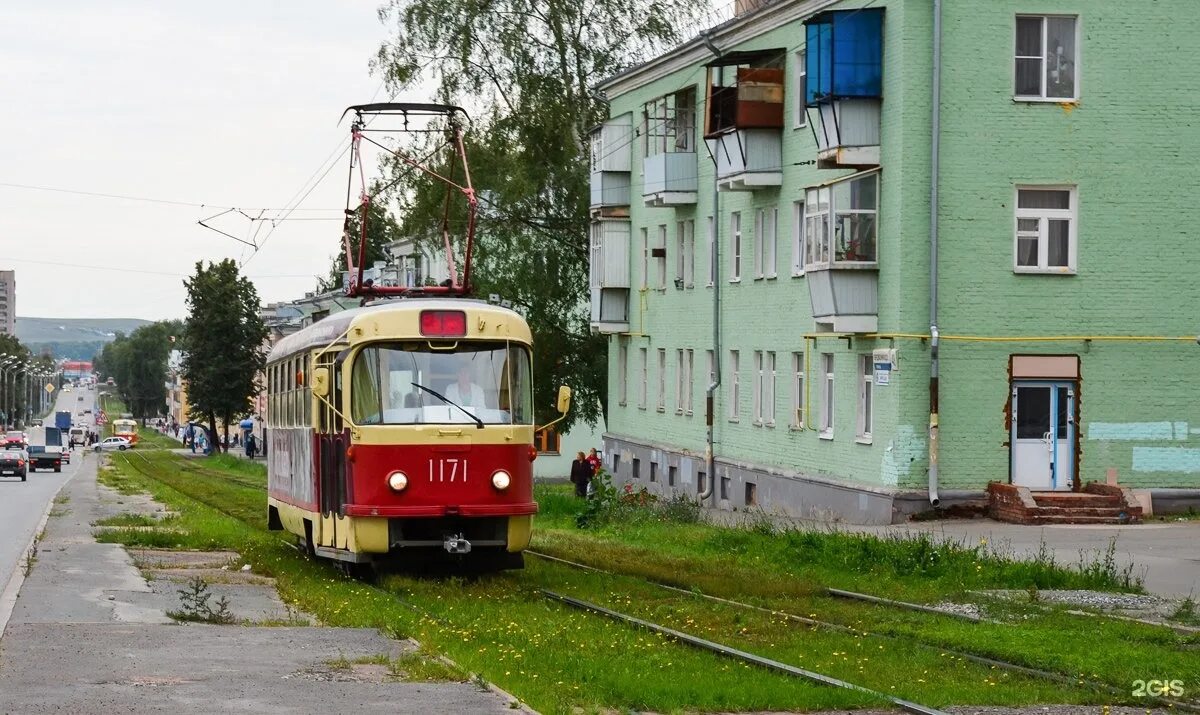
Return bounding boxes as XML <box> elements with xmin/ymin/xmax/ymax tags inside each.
<box><xmin>825</xmin><ymin>587</ymin><xmax>987</xmax><ymax>622</ymax></box>
<box><xmin>526</xmin><ymin>550</ymin><xmax>1200</xmax><ymax>712</ymax></box>
<box><xmin>541</xmin><ymin>589</ymin><xmax>947</xmax><ymax>715</ymax></box>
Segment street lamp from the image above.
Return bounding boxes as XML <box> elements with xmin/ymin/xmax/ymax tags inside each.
<box><xmin>0</xmin><ymin>356</ymin><xmax>17</xmax><ymax>429</ymax></box>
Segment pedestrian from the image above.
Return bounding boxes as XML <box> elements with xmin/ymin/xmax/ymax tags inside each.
<box><xmin>570</xmin><ymin>451</ymin><xmax>592</xmax><ymax>498</ymax></box>
<box><xmin>245</xmin><ymin>433</ymin><xmax>256</xmax><ymax>460</ymax></box>
<box><xmin>232</xmin><ymin>432</ymin><xmax>240</xmax><ymax>448</ymax></box>
<box><xmin>585</xmin><ymin>448</ymin><xmax>601</xmax><ymax>477</ymax></box>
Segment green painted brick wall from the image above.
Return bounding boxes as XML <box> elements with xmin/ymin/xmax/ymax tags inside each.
<box><xmin>600</xmin><ymin>0</ymin><xmax>1200</xmax><ymax>494</ymax></box>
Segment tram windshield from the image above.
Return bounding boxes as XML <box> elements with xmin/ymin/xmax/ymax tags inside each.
<box><xmin>350</xmin><ymin>341</ymin><xmax>533</xmax><ymax>426</ymax></box>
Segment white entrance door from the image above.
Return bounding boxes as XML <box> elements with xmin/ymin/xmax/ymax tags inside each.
<box><xmin>1011</xmin><ymin>382</ymin><xmax>1075</xmax><ymax>490</ymax></box>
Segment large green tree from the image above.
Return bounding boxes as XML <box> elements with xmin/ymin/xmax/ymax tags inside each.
<box><xmin>95</xmin><ymin>320</ymin><xmax>183</xmax><ymax>419</ymax></box>
<box><xmin>181</xmin><ymin>260</ymin><xmax>268</xmax><ymax>451</ymax></box>
<box><xmin>373</xmin><ymin>0</ymin><xmax>704</xmax><ymax>431</ymax></box>
<box><xmin>0</xmin><ymin>334</ymin><xmax>40</xmax><ymax>428</ymax></box>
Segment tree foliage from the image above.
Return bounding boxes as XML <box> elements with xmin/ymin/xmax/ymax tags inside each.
<box><xmin>94</xmin><ymin>320</ymin><xmax>183</xmax><ymax>419</ymax></box>
<box><xmin>181</xmin><ymin>260</ymin><xmax>268</xmax><ymax>451</ymax></box>
<box><xmin>374</xmin><ymin>0</ymin><xmax>705</xmax><ymax>431</ymax></box>
<box><xmin>0</xmin><ymin>333</ymin><xmax>48</xmax><ymax>428</ymax></box>
<box><xmin>322</xmin><ymin>182</ymin><xmax>403</xmax><ymax>292</ymax></box>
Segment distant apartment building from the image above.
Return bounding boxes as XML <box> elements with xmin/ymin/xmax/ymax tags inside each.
<box><xmin>0</xmin><ymin>270</ymin><xmax>14</xmax><ymax>336</ymax></box>
<box><xmin>588</xmin><ymin>0</ymin><xmax>1200</xmax><ymax>523</ymax></box>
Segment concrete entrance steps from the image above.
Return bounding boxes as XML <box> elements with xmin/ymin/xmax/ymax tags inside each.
<box><xmin>987</xmin><ymin>482</ymin><xmax>1143</xmax><ymax>525</ymax></box>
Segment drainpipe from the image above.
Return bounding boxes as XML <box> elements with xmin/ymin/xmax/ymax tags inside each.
<box><xmin>700</xmin><ymin>31</ymin><xmax>721</xmax><ymax>502</ymax></box>
<box><xmin>927</xmin><ymin>0</ymin><xmax>943</xmax><ymax>507</ymax></box>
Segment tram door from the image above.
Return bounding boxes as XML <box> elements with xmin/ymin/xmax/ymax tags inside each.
<box><xmin>316</xmin><ymin>353</ymin><xmax>349</xmax><ymax>520</ymax></box>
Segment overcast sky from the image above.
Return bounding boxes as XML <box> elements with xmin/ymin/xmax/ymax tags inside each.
<box><xmin>1</xmin><ymin>0</ymin><xmax>418</xmax><ymax>321</ymax></box>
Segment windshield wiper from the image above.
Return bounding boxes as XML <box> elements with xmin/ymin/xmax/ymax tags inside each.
<box><xmin>410</xmin><ymin>382</ymin><xmax>484</xmax><ymax>429</ymax></box>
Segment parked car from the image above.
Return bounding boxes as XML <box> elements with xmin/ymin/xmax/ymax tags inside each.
<box><xmin>0</xmin><ymin>449</ymin><xmax>27</xmax><ymax>480</ymax></box>
<box><xmin>3</xmin><ymin>431</ymin><xmax>27</xmax><ymax>449</ymax></box>
<box><xmin>31</xmin><ymin>418</ymin><xmax>42</xmax><ymax>427</ymax></box>
<box><xmin>94</xmin><ymin>437</ymin><xmax>130</xmax><ymax>452</ymax></box>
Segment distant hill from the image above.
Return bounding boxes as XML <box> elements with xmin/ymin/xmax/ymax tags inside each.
<box><xmin>16</xmin><ymin>317</ymin><xmax>154</xmax><ymax>360</ymax></box>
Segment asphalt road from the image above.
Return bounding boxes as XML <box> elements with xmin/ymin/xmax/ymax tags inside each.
<box><xmin>0</xmin><ymin>384</ymin><xmax>95</xmax><ymax>630</ymax></box>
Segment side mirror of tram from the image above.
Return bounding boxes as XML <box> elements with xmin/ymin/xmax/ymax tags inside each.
<box><xmin>556</xmin><ymin>385</ymin><xmax>572</xmax><ymax>414</ymax></box>
<box><xmin>311</xmin><ymin>367</ymin><xmax>331</xmax><ymax>398</ymax></box>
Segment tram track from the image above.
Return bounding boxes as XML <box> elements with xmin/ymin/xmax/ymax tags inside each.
<box><xmin>103</xmin><ymin>451</ymin><xmax>1198</xmax><ymax>712</ymax></box>
<box><xmin>525</xmin><ymin>550</ymin><xmax>1200</xmax><ymax>713</ymax></box>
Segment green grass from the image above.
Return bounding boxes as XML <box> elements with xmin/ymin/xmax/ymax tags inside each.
<box><xmin>91</xmin><ymin>451</ymin><xmax>1200</xmax><ymax>712</ymax></box>
<box><xmin>94</xmin><ymin>513</ymin><xmax>171</xmax><ymax>528</ymax></box>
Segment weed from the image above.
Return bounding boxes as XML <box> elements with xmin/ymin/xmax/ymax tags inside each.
<box><xmin>574</xmin><ymin>469</ymin><xmax>701</xmax><ymax>528</ymax></box>
<box><xmin>1170</xmin><ymin>596</ymin><xmax>1199</xmax><ymax>625</ymax></box>
<box><xmin>389</xmin><ymin>650</ymin><xmax>467</xmax><ymax>682</ymax></box>
<box><xmin>168</xmin><ymin>576</ymin><xmax>235</xmax><ymax>624</ymax></box>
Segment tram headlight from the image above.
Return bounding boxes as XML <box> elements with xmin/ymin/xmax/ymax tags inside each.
<box><xmin>491</xmin><ymin>470</ymin><xmax>511</xmax><ymax>490</ymax></box>
<box><xmin>387</xmin><ymin>471</ymin><xmax>409</xmax><ymax>492</ymax></box>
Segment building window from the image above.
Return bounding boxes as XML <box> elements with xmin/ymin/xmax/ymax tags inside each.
<box><xmin>668</xmin><ymin>464</ymin><xmax>678</xmax><ymax>486</ymax></box>
<box><xmin>753</xmin><ymin>210</ymin><xmax>765</xmax><ymax>279</ymax></box>
<box><xmin>753</xmin><ymin>351</ymin><xmax>764</xmax><ymax>424</ymax></box>
<box><xmin>641</xmin><ymin>227</ymin><xmax>649</xmax><ymax>289</ymax></box>
<box><xmin>656</xmin><ymin>224</ymin><xmax>668</xmax><ymax>289</ymax></box>
<box><xmin>706</xmin><ymin>215</ymin><xmax>715</xmax><ymax>287</ymax></box>
<box><xmin>657</xmin><ymin>348</ymin><xmax>667</xmax><ymax>412</ymax></box>
<box><xmin>535</xmin><ymin>427</ymin><xmax>561</xmax><ymax>454</ymax></box>
<box><xmin>706</xmin><ymin>349</ymin><xmax>715</xmax><ymax>392</ymax></box>
<box><xmin>765</xmin><ymin>351</ymin><xmax>776</xmax><ymax>426</ymax></box>
<box><xmin>675</xmin><ymin>221</ymin><xmax>686</xmax><ymax>287</ymax></box>
<box><xmin>632</xmin><ymin>457</ymin><xmax>641</xmax><ymax>479</ymax></box>
<box><xmin>639</xmin><ymin>347</ymin><xmax>648</xmax><ymax>409</ymax></box>
<box><xmin>697</xmin><ymin>470</ymin><xmax>706</xmax><ymax>494</ymax></box>
<box><xmin>793</xmin><ymin>50</ymin><xmax>807</xmax><ymax>129</ymax></box>
<box><xmin>805</xmin><ymin>172</ymin><xmax>878</xmax><ymax>268</ymax></box>
<box><xmin>791</xmin><ymin>201</ymin><xmax>805</xmax><ymax>276</ymax></box>
<box><xmin>820</xmin><ymin>353</ymin><xmax>835</xmax><ymax>438</ymax></box>
<box><xmin>791</xmin><ymin>352</ymin><xmax>805</xmax><ymax>428</ymax></box>
<box><xmin>1015</xmin><ymin>187</ymin><xmax>1076</xmax><ymax>273</ymax></box>
<box><xmin>644</xmin><ymin>87</ymin><xmax>697</xmax><ymax>155</ymax></box>
<box><xmin>745</xmin><ymin>481</ymin><xmax>758</xmax><ymax>507</ymax></box>
<box><xmin>728</xmin><ymin>349</ymin><xmax>740</xmax><ymax>421</ymax></box>
<box><xmin>1015</xmin><ymin>15</ymin><xmax>1078</xmax><ymax>101</ymax></box>
<box><xmin>675</xmin><ymin>349</ymin><xmax>685</xmax><ymax>414</ymax></box>
<box><xmin>618</xmin><ymin>338</ymin><xmax>628</xmax><ymax>406</ymax></box>
<box><xmin>857</xmin><ymin>355</ymin><xmax>873</xmax><ymax>442</ymax></box>
<box><xmin>730</xmin><ymin>211</ymin><xmax>742</xmax><ymax>282</ymax></box>
<box><xmin>685</xmin><ymin>349</ymin><xmax>695</xmax><ymax>415</ymax></box>
<box><xmin>650</xmin><ymin>461</ymin><xmax>658</xmax><ymax>482</ymax></box>
<box><xmin>765</xmin><ymin>207</ymin><xmax>778</xmax><ymax>279</ymax></box>
<box><xmin>684</xmin><ymin>219</ymin><xmax>695</xmax><ymax>288</ymax></box>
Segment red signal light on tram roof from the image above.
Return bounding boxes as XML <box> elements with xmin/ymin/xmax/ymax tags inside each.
<box><xmin>419</xmin><ymin>310</ymin><xmax>467</xmax><ymax>337</ymax></box>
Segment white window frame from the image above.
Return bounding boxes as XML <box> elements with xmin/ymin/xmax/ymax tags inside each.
<box><xmin>765</xmin><ymin>351</ymin><xmax>776</xmax><ymax>426</ymax></box>
<box><xmin>675</xmin><ymin>221</ymin><xmax>686</xmax><ymax>287</ymax></box>
<box><xmin>1013</xmin><ymin>185</ymin><xmax>1077</xmax><ymax>274</ymax></box>
<box><xmin>657</xmin><ymin>224</ymin><xmax>668</xmax><ymax>290</ymax></box>
<box><xmin>820</xmin><ymin>353</ymin><xmax>834</xmax><ymax>439</ymax></box>
<box><xmin>706</xmin><ymin>349</ymin><xmax>715</xmax><ymax>392</ymax></box>
<box><xmin>706</xmin><ymin>216</ymin><xmax>715</xmax><ymax>287</ymax></box>
<box><xmin>640</xmin><ymin>227</ymin><xmax>649</xmax><ymax>289</ymax></box>
<box><xmin>753</xmin><ymin>210</ymin><xmax>765</xmax><ymax>279</ymax></box>
<box><xmin>685</xmin><ymin>348</ymin><xmax>695</xmax><ymax>415</ymax></box>
<box><xmin>728</xmin><ymin>349</ymin><xmax>740</xmax><ymax>422</ymax></box>
<box><xmin>752</xmin><ymin>351</ymin><xmax>764</xmax><ymax>424</ymax></box>
<box><xmin>657</xmin><ymin>348</ymin><xmax>667</xmax><ymax>412</ymax></box>
<box><xmin>765</xmin><ymin>207</ymin><xmax>778</xmax><ymax>279</ymax></box>
<box><xmin>793</xmin><ymin>50</ymin><xmax>808</xmax><ymax>129</ymax></box>
<box><xmin>675</xmin><ymin>348</ymin><xmax>685</xmax><ymax>414</ymax></box>
<box><xmin>618</xmin><ymin>339</ymin><xmax>628</xmax><ymax>406</ymax></box>
<box><xmin>1013</xmin><ymin>15</ymin><xmax>1079</xmax><ymax>102</ymax></box>
<box><xmin>639</xmin><ymin>347</ymin><xmax>648</xmax><ymax>409</ymax></box>
<box><xmin>730</xmin><ymin>211</ymin><xmax>742</xmax><ymax>282</ymax></box>
<box><xmin>684</xmin><ymin>219</ymin><xmax>695</xmax><ymax>288</ymax></box>
<box><xmin>791</xmin><ymin>352</ymin><xmax>805</xmax><ymax>429</ymax></box>
<box><xmin>791</xmin><ymin>200</ymin><xmax>805</xmax><ymax>277</ymax></box>
<box><xmin>856</xmin><ymin>355</ymin><xmax>873</xmax><ymax>443</ymax></box>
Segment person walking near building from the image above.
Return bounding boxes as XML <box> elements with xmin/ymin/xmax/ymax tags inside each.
<box><xmin>570</xmin><ymin>451</ymin><xmax>592</xmax><ymax>498</ymax></box>
<box><xmin>586</xmin><ymin>448</ymin><xmax>601</xmax><ymax>476</ymax></box>
<box><xmin>245</xmin><ymin>433</ymin><xmax>256</xmax><ymax>460</ymax></box>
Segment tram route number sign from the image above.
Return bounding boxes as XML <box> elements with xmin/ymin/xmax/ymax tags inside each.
<box><xmin>429</xmin><ymin>458</ymin><xmax>468</xmax><ymax>483</ymax></box>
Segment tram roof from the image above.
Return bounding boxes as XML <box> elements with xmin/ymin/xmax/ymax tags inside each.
<box><xmin>266</xmin><ymin>297</ymin><xmax>531</xmax><ymax>363</ymax></box>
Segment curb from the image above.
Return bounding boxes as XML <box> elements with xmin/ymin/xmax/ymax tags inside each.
<box><xmin>0</xmin><ymin>456</ymin><xmax>81</xmax><ymax>640</ymax></box>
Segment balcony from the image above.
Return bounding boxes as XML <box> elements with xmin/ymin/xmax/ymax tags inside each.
<box><xmin>703</xmin><ymin>56</ymin><xmax>785</xmax><ymax>192</ymax></box>
<box><xmin>805</xmin><ymin>8</ymin><xmax>884</xmax><ymax>169</ymax></box>
<box><xmin>589</xmin><ymin>219</ymin><xmax>631</xmax><ymax>333</ymax></box>
<box><xmin>643</xmin><ymin>152</ymin><xmax>698</xmax><ymax>205</ymax></box>
<box><xmin>803</xmin><ymin>172</ymin><xmax>879</xmax><ymax>333</ymax></box>
<box><xmin>589</xmin><ymin>114</ymin><xmax>633</xmax><ymax>213</ymax></box>
<box><xmin>642</xmin><ymin>88</ymin><xmax>698</xmax><ymax>206</ymax></box>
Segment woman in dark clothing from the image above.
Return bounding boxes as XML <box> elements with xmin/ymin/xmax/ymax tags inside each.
<box><xmin>569</xmin><ymin>451</ymin><xmax>592</xmax><ymax>498</ymax></box>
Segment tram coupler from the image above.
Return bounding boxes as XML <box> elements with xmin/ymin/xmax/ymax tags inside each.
<box><xmin>443</xmin><ymin>534</ymin><xmax>472</xmax><ymax>554</ymax></box>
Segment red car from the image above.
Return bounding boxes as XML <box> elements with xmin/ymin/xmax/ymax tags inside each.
<box><xmin>2</xmin><ymin>431</ymin><xmax>27</xmax><ymax>450</ymax></box>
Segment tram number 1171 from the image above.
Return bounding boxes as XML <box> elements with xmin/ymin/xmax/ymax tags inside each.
<box><xmin>429</xmin><ymin>458</ymin><xmax>468</xmax><ymax>483</ymax></box>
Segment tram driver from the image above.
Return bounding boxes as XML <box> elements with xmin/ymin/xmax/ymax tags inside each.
<box><xmin>444</xmin><ymin>364</ymin><xmax>486</xmax><ymax>409</ymax></box>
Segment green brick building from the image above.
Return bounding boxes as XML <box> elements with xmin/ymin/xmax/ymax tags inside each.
<box><xmin>588</xmin><ymin>0</ymin><xmax>1200</xmax><ymax>522</ymax></box>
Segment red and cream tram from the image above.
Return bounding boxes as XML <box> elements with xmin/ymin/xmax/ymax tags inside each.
<box><xmin>264</xmin><ymin>298</ymin><xmax>567</xmax><ymax>572</ymax></box>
